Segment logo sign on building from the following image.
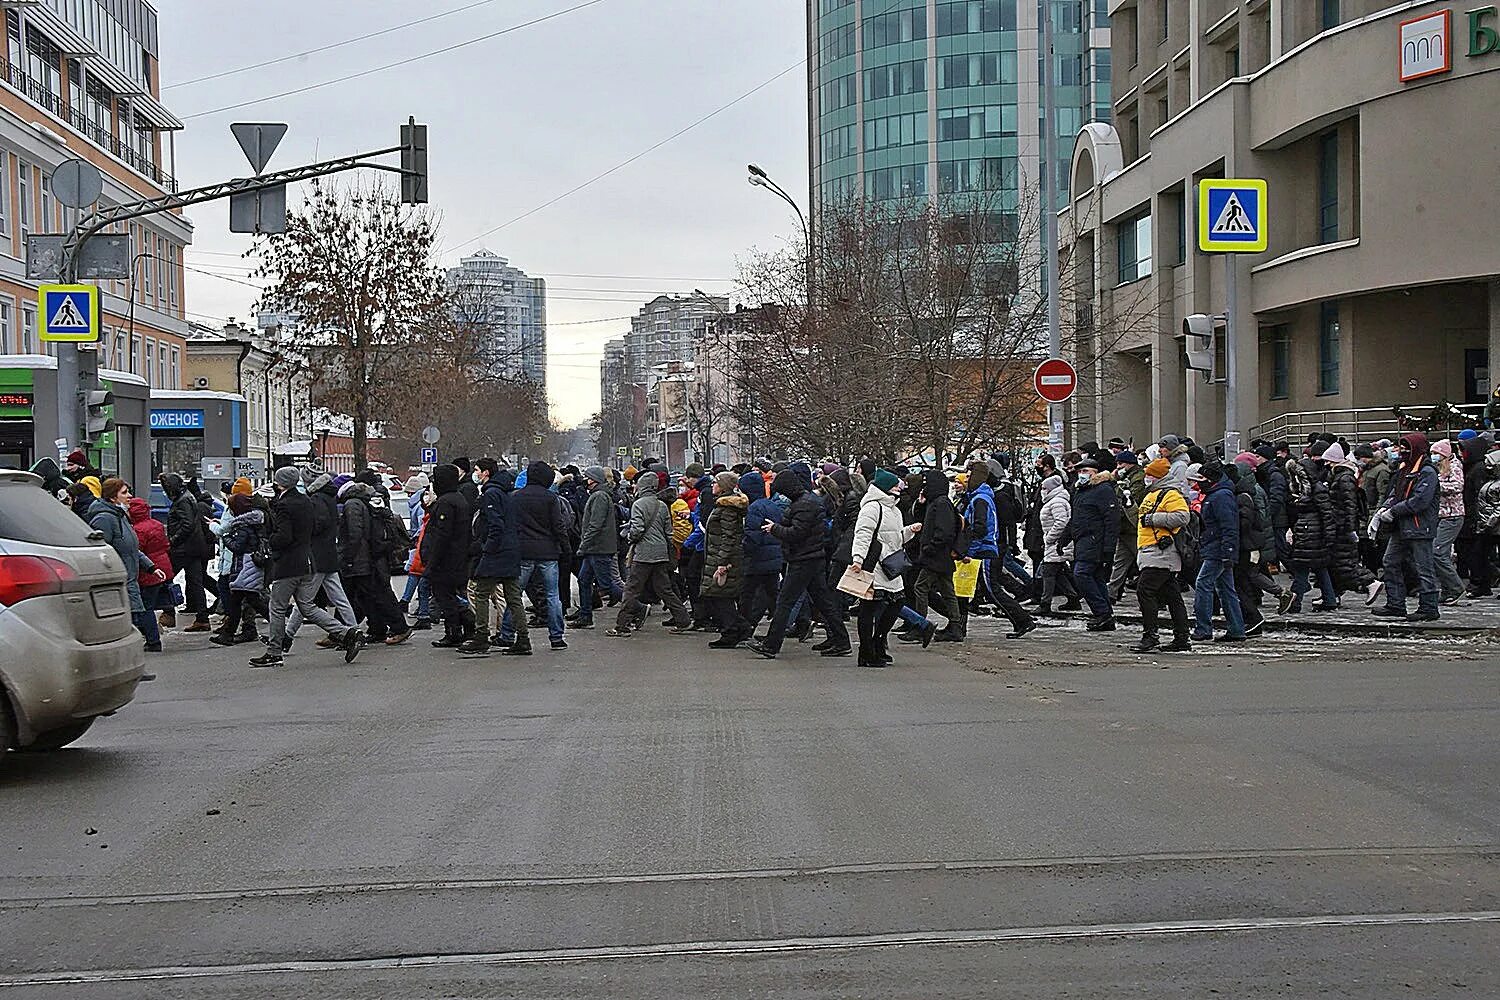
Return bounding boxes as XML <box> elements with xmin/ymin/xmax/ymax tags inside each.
<box><xmin>1400</xmin><ymin>9</ymin><xmax>1451</xmax><ymax>82</ymax></box>
<box><xmin>1198</xmin><ymin>179</ymin><xmax>1268</xmax><ymax>253</ymax></box>
<box><xmin>38</xmin><ymin>284</ymin><xmax>100</xmax><ymax>343</ymax></box>
<box><xmin>200</xmin><ymin>457</ymin><xmax>268</xmax><ymax>481</ymax></box>
<box><xmin>149</xmin><ymin>409</ymin><xmax>206</xmax><ymax>432</ymax></box>
<box><xmin>1033</xmin><ymin>358</ymin><xmax>1078</xmax><ymax>404</ymax></box>
<box><xmin>419</xmin><ymin>447</ymin><xmax>438</xmax><ymax>464</ymax></box>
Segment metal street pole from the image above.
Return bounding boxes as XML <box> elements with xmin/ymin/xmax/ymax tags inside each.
<box><xmin>1040</xmin><ymin>0</ymin><xmax>1063</xmax><ymax>455</ymax></box>
<box><xmin>1224</xmin><ymin>256</ymin><xmax>1239</xmax><ymax>455</ymax></box>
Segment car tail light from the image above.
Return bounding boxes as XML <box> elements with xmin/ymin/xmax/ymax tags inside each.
<box><xmin>0</xmin><ymin>555</ymin><xmax>79</xmax><ymax>607</ymax></box>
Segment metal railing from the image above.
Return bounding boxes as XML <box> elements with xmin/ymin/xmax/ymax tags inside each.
<box><xmin>0</xmin><ymin>55</ymin><xmax>177</xmax><ymax>192</ymax></box>
<box><xmin>1249</xmin><ymin>404</ymin><xmax>1487</xmax><ymax>444</ymax></box>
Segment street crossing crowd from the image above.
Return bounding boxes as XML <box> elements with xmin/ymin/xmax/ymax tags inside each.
<box><xmin>30</xmin><ymin>424</ymin><xmax>1485</xmax><ymax>667</ymax></box>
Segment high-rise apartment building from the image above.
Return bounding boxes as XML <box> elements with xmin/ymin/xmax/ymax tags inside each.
<box><xmin>807</xmin><ymin>1</ymin><xmax>1104</xmax><ymax>246</ymax></box>
<box><xmin>622</xmin><ymin>294</ymin><xmax>728</xmax><ymax>385</ymax></box>
<box><xmin>446</xmin><ymin>249</ymin><xmax>547</xmax><ymax>392</ymax></box>
<box><xmin>0</xmin><ymin>0</ymin><xmax>192</xmax><ymax>477</ymax></box>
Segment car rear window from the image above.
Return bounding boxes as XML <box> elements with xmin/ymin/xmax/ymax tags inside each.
<box><xmin>0</xmin><ymin>484</ymin><xmax>100</xmax><ymax>547</ymax></box>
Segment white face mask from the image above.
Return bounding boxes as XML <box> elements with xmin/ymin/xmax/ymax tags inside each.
<box><xmin>471</xmin><ymin>472</ymin><xmax>481</xmax><ymax>484</ymax></box>
<box><xmin>1076</xmin><ymin>473</ymin><xmax>1091</xmax><ymax>488</ymax></box>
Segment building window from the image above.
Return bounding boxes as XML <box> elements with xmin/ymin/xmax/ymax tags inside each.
<box><xmin>21</xmin><ymin>302</ymin><xmax>35</xmax><ymax>353</ymax></box>
<box><xmin>155</xmin><ymin>235</ymin><xmax>165</xmax><ymax>301</ymax></box>
<box><xmin>935</xmin><ymin>1</ymin><xmax>1017</xmax><ymax>35</ymax></box>
<box><xmin>1162</xmin><ymin>188</ymin><xmax>1186</xmax><ymax>265</ymax></box>
<box><xmin>1159</xmin><ymin>0</ymin><xmax>1169</xmax><ymax>39</ymax></box>
<box><xmin>39</xmin><ymin>172</ymin><xmax>51</xmax><ymax>232</ymax></box>
<box><xmin>1320</xmin><ymin>0</ymin><xmax>1340</xmax><ymax>30</ymax></box>
<box><xmin>159</xmin><ymin>343</ymin><xmax>168</xmax><ymax>388</ymax></box>
<box><xmin>0</xmin><ymin>156</ymin><xmax>8</xmax><ymax>239</ymax></box>
<box><xmin>145</xmin><ymin>339</ymin><xmax>156</xmax><ymax>388</ymax></box>
<box><xmin>1116</xmin><ymin>211</ymin><xmax>1152</xmax><ymax>284</ymax></box>
<box><xmin>937</xmin><ymin>51</ymin><xmax>1015</xmax><ymax>88</ymax></box>
<box><xmin>170</xmin><ymin>345</ymin><xmax>180</xmax><ymax>389</ymax></box>
<box><xmin>1318</xmin><ymin>302</ymin><xmax>1340</xmax><ymax>395</ymax></box>
<box><xmin>168</xmin><ymin>245</ymin><xmax>178</xmax><ymax>308</ymax></box>
<box><xmin>1318</xmin><ymin>130</ymin><xmax>1339</xmax><ymax>244</ymax></box>
<box><xmin>863</xmin><ymin>7</ymin><xmax>926</xmax><ymax>47</ymax></box>
<box><xmin>131</xmin><ymin>334</ymin><xmax>141</xmax><ymax>374</ymax></box>
<box><xmin>0</xmin><ymin>297</ymin><xmax>10</xmax><ymax>352</ymax></box>
<box><xmin>1269</xmin><ymin>325</ymin><xmax>1289</xmax><ymax>399</ymax></box>
<box><xmin>1227</xmin><ymin>47</ymin><xmax>1240</xmax><ymax>77</ymax></box>
<box><xmin>864</xmin><ymin>111</ymin><xmax>926</xmax><ymax>150</ymax></box>
<box><xmin>864</xmin><ymin>163</ymin><xmax>926</xmax><ymax>201</ymax></box>
<box><xmin>864</xmin><ymin>59</ymin><xmax>926</xmax><ymax>100</ymax></box>
<box><xmin>17</xmin><ymin>159</ymin><xmax>29</xmax><ymax>238</ymax></box>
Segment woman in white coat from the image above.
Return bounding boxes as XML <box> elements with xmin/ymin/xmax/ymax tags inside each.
<box><xmin>849</xmin><ymin>469</ymin><xmax>920</xmax><ymax>668</ymax></box>
<box><xmin>1038</xmin><ymin>474</ymin><xmax>1081</xmax><ymax>614</ymax></box>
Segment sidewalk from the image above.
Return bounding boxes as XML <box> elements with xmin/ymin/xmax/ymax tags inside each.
<box><xmin>1040</xmin><ymin>591</ymin><xmax>1500</xmax><ymax>640</ymax></box>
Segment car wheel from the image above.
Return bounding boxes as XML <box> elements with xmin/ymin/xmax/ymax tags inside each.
<box><xmin>17</xmin><ymin>718</ymin><xmax>95</xmax><ymax>752</ymax></box>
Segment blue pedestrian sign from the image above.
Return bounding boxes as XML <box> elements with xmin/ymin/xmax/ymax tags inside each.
<box><xmin>1198</xmin><ymin>179</ymin><xmax>1268</xmax><ymax>254</ymax></box>
<box><xmin>419</xmin><ymin>447</ymin><xmax>437</xmax><ymax>464</ymax></box>
<box><xmin>39</xmin><ymin>284</ymin><xmax>100</xmax><ymax>343</ymax></box>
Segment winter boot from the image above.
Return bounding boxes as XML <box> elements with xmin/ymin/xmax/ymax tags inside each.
<box><xmin>1131</xmin><ymin>633</ymin><xmax>1160</xmax><ymax>654</ymax></box>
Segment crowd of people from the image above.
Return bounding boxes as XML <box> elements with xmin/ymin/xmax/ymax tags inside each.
<box><xmin>28</xmin><ymin>423</ymin><xmax>1487</xmax><ymax>667</ymax></box>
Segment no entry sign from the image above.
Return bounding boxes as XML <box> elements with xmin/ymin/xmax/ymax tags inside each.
<box><xmin>1034</xmin><ymin>358</ymin><xmax>1077</xmax><ymax>403</ymax></box>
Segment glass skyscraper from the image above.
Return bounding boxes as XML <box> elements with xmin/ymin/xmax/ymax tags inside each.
<box><xmin>807</xmin><ymin>1</ymin><xmax>1105</xmax><ymax>264</ymax></box>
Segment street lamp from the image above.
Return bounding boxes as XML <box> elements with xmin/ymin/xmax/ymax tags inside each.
<box><xmin>747</xmin><ymin>163</ymin><xmax>813</xmax><ymax>309</ymax></box>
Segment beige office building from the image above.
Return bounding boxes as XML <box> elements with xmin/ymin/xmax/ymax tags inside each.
<box><xmin>1059</xmin><ymin>0</ymin><xmax>1500</xmax><ymax>449</ymax></box>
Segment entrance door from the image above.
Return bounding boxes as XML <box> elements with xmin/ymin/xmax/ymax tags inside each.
<box><xmin>1465</xmin><ymin>347</ymin><xmax>1489</xmax><ymax>404</ymax></box>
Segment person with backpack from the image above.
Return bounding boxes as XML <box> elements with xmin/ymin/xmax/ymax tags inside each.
<box><xmin>337</xmin><ymin>479</ymin><xmax>412</xmax><ymax>646</ymax></box>
<box><xmin>738</xmin><ymin>469</ymin><xmax>783</xmax><ymax>629</ymax></box>
<box><xmin>1189</xmin><ymin>460</ymin><xmax>1246</xmax><ymax>642</ymax></box>
<box><xmin>959</xmin><ymin>462</ymin><xmax>1036</xmax><ymax>641</ymax></box>
<box><xmin>1228</xmin><ymin>461</ymin><xmax>1273</xmax><ymax>638</ymax></box>
<box><xmin>462</xmin><ymin>464</ymin><xmax>525</xmax><ymax>657</ymax></box>
<box><xmin>745</xmin><ymin>469</ymin><xmax>850</xmax><ymax>659</ymax></box>
<box><xmin>504</xmin><ymin>461</ymin><xmax>572</xmax><ymax>651</ymax></box>
<box><xmin>573</xmin><ymin>466</ymin><xmax>624</xmax><ymax>629</ymax></box>
<box><xmin>420</xmin><ymin>463</ymin><xmax>478</xmax><ymax>649</ymax></box>
<box><xmin>287</xmin><ymin>473</ymin><xmax>359</xmax><ymax>648</ymax></box>
<box><xmin>1108</xmin><ymin>450</ymin><xmax>1144</xmax><ymax>602</ymax></box>
<box><xmin>609</xmin><ymin>471</ymin><xmax>692</xmax><ymax>636</ymax></box>
<box><xmin>1132</xmin><ymin>459</ymin><xmax>1192</xmax><ymax>652</ymax></box>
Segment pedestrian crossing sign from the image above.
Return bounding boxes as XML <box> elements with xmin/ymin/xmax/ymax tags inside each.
<box><xmin>1198</xmin><ymin>179</ymin><xmax>1268</xmax><ymax>253</ymax></box>
<box><xmin>39</xmin><ymin>284</ymin><xmax>100</xmax><ymax>343</ymax></box>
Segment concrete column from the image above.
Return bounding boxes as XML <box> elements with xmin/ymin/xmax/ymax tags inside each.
<box><xmin>1488</xmin><ymin>280</ymin><xmax>1500</xmax><ymax>389</ymax></box>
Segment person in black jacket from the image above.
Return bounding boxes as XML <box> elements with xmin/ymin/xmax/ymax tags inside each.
<box><xmin>747</xmin><ymin>469</ymin><xmax>851</xmax><ymax>659</ymax></box>
<box><xmin>904</xmin><ymin>469</ymin><xmax>958</xmax><ymax>647</ymax></box>
<box><xmin>1059</xmin><ymin>459</ymin><xmax>1121</xmax><ymax>630</ymax></box>
<box><xmin>420</xmin><ymin>463</ymin><xmax>476</xmax><ymax>648</ymax></box>
<box><xmin>461</xmin><ymin>464</ymin><xmax>526</xmax><ymax>657</ymax></box>
<box><xmin>502</xmin><ymin>461</ymin><xmax>571</xmax><ymax>650</ymax></box>
<box><xmin>249</xmin><ymin>467</ymin><xmax>364</xmax><ymax>667</ymax></box>
<box><xmin>286</xmin><ymin>473</ymin><xmax>358</xmax><ymax>646</ymax></box>
<box><xmin>159</xmin><ymin>472</ymin><xmax>213</xmax><ymax>632</ymax></box>
<box><xmin>337</xmin><ymin>480</ymin><xmax>411</xmax><ymax>646</ymax></box>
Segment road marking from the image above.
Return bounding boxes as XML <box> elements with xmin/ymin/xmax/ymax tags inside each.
<box><xmin>3</xmin><ymin>910</ymin><xmax>1496</xmax><ymax>987</ymax></box>
<box><xmin>3</xmin><ymin>844</ymin><xmax>1493</xmax><ymax>910</ymax></box>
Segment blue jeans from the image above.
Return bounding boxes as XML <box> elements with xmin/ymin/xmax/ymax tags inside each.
<box><xmin>1193</xmin><ymin>558</ymin><xmax>1245</xmax><ymax>638</ymax></box>
<box><xmin>1291</xmin><ymin>566</ymin><xmax>1337</xmax><ymax>605</ymax></box>
<box><xmin>400</xmin><ymin>573</ymin><xmax>432</xmax><ymax>618</ymax></box>
<box><xmin>500</xmin><ymin>560</ymin><xmax>564</xmax><ymax>642</ymax></box>
<box><xmin>1382</xmin><ymin>535</ymin><xmax>1439</xmax><ymax>614</ymax></box>
<box><xmin>1002</xmin><ymin>552</ymin><xmax>1033</xmax><ymax>585</ymax></box>
<box><xmin>575</xmin><ymin>554</ymin><xmax>624</xmax><ymax>623</ymax></box>
<box><xmin>1072</xmin><ymin>560</ymin><xmax>1112</xmax><ymax>619</ymax></box>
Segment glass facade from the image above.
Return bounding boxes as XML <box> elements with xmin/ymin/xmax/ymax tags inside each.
<box><xmin>811</xmin><ymin>0</ymin><xmax>1097</xmax><ymax>238</ymax></box>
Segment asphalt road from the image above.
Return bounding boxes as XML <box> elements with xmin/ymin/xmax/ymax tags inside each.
<box><xmin>1</xmin><ymin>613</ymin><xmax>1497</xmax><ymax>998</ymax></box>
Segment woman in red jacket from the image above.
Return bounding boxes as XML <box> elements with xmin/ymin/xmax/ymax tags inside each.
<box><xmin>128</xmin><ymin>498</ymin><xmax>173</xmax><ymax>652</ymax></box>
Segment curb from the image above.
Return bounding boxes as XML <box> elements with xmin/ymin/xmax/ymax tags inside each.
<box><xmin>1030</xmin><ymin>609</ymin><xmax>1500</xmax><ymax>641</ymax></box>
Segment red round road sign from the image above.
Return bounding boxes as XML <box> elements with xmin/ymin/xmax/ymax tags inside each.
<box><xmin>1034</xmin><ymin>358</ymin><xmax>1077</xmax><ymax>403</ymax></box>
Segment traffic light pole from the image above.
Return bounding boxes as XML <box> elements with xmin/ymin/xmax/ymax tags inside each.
<box><xmin>54</xmin><ymin>123</ymin><xmax>427</xmax><ymax>457</ymax></box>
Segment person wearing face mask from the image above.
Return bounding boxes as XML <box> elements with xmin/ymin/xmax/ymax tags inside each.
<box><xmin>89</xmin><ymin>479</ymin><xmax>167</xmax><ymax>656</ymax></box>
<box><xmin>1189</xmin><ymin>460</ymin><xmax>1246</xmax><ymax>643</ymax></box>
<box><xmin>1370</xmin><ymin>433</ymin><xmax>1440</xmax><ymax>621</ymax></box>
<box><xmin>1132</xmin><ymin>458</ymin><xmax>1192</xmax><ymax>652</ymax></box>
<box><xmin>1058</xmin><ymin>457</ymin><xmax>1120</xmax><ymax>630</ymax></box>
<box><xmin>1036</xmin><ymin>471</ymin><xmax>1081</xmax><ymax>615</ymax></box>
<box><xmin>848</xmin><ymin>469</ymin><xmax>920</xmax><ymax>667</ymax></box>
<box><xmin>452</xmin><ymin>456</ymin><xmax>480</xmax><ymax>512</ymax></box>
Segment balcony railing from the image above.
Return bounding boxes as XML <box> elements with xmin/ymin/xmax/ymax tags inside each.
<box><xmin>0</xmin><ymin>55</ymin><xmax>177</xmax><ymax>192</ymax></box>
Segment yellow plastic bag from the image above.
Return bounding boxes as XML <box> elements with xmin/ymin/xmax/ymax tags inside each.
<box><xmin>953</xmin><ymin>559</ymin><xmax>980</xmax><ymax>599</ymax></box>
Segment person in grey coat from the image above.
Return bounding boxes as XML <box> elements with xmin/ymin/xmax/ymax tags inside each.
<box><xmin>88</xmin><ymin>479</ymin><xmax>166</xmax><ymax>650</ymax></box>
<box><xmin>607</xmin><ymin>471</ymin><xmax>690</xmax><ymax>635</ymax></box>
<box><xmin>574</xmin><ymin>466</ymin><xmax>623</xmax><ymax>628</ymax></box>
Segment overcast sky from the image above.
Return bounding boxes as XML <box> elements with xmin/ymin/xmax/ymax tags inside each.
<box><xmin>161</xmin><ymin>0</ymin><xmax>809</xmax><ymax>428</ymax></box>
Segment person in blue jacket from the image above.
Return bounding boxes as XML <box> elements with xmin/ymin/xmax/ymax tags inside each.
<box><xmin>1190</xmin><ymin>460</ymin><xmax>1246</xmax><ymax>642</ymax></box>
<box><xmin>739</xmin><ymin>470</ymin><xmax>782</xmax><ymax>627</ymax></box>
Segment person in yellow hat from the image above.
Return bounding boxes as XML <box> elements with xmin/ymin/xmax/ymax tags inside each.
<box><xmin>80</xmin><ymin>475</ymin><xmax>102</xmax><ymax>498</ymax></box>
<box><xmin>231</xmin><ymin>477</ymin><xmax>253</xmax><ymax>496</ymax></box>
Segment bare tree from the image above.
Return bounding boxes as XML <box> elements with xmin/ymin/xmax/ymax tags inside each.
<box><xmin>254</xmin><ymin>180</ymin><xmax>446</xmax><ymax>469</ymax></box>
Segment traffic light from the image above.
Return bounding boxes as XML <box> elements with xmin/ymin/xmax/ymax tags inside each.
<box><xmin>1182</xmin><ymin>314</ymin><xmax>1221</xmax><ymax>378</ymax></box>
<box><xmin>83</xmin><ymin>381</ymin><xmax>113</xmax><ymax>446</ymax></box>
<box><xmin>400</xmin><ymin>117</ymin><xmax>428</xmax><ymax>205</ymax></box>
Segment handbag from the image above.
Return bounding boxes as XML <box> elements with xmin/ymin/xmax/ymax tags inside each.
<box><xmin>872</xmin><ymin>504</ymin><xmax>912</xmax><ymax>579</ymax></box>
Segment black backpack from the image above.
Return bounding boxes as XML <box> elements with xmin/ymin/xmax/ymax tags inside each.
<box><xmin>1175</xmin><ymin>508</ymin><xmax>1203</xmax><ymax>564</ymax></box>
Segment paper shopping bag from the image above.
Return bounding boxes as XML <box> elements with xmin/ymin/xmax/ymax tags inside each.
<box><xmin>837</xmin><ymin>564</ymin><xmax>875</xmax><ymax>600</ymax></box>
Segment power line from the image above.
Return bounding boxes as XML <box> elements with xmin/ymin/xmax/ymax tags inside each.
<box><xmin>164</xmin><ymin>0</ymin><xmax>508</xmax><ymax>91</ymax></box>
<box><xmin>184</xmin><ymin>264</ymin><xmax>264</xmax><ymax>290</ymax></box>
<box><xmin>447</xmin><ymin>56</ymin><xmax>805</xmax><ymax>251</ymax></box>
<box><xmin>180</xmin><ymin>0</ymin><xmax>614</xmax><ymax>121</ymax></box>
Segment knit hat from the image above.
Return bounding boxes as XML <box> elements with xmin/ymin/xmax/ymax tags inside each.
<box><xmin>584</xmin><ymin>465</ymin><xmax>608</xmax><ymax>485</ymax></box>
<box><xmin>1190</xmin><ymin>460</ymin><xmax>1222</xmax><ymax>483</ymax></box>
<box><xmin>1233</xmin><ymin>451</ymin><xmax>1264</xmax><ymax>468</ymax></box>
<box><xmin>1430</xmin><ymin>439</ymin><xmax>1453</xmax><ymax>459</ymax></box>
<box><xmin>872</xmin><ymin>469</ymin><xmax>900</xmax><ymax>493</ymax></box>
<box><xmin>1158</xmin><ymin>434</ymin><xmax>1181</xmax><ymax>451</ymax></box>
<box><xmin>301</xmin><ymin>462</ymin><xmax>325</xmax><ymax>485</ymax></box>
<box><xmin>714</xmin><ymin>471</ymin><xmax>739</xmax><ymax>494</ymax></box>
<box><xmin>404</xmin><ymin>473</ymin><xmax>429</xmax><ymax>492</ymax></box>
<box><xmin>231</xmin><ymin>477</ymin><xmax>253</xmax><ymax>495</ymax></box>
<box><xmin>80</xmin><ymin>475</ymin><xmax>102</xmax><ymax>497</ymax></box>
<box><xmin>1321</xmin><ymin>442</ymin><xmax>1346</xmax><ymax>463</ymax></box>
<box><xmin>1458</xmin><ymin>429</ymin><xmax>1479</xmax><ymax>441</ymax></box>
<box><xmin>66</xmin><ymin>449</ymin><xmax>87</xmax><ymax>466</ymax></box>
<box><xmin>272</xmin><ymin>466</ymin><xmax>301</xmax><ymax>490</ymax></box>
<box><xmin>821</xmin><ymin>462</ymin><xmax>840</xmax><ymax>477</ymax></box>
<box><xmin>1144</xmin><ymin>457</ymin><xmax>1170</xmax><ymax>479</ymax></box>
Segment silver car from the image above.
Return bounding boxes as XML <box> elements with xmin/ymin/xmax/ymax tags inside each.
<box><xmin>0</xmin><ymin>470</ymin><xmax>145</xmax><ymax>751</ymax></box>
